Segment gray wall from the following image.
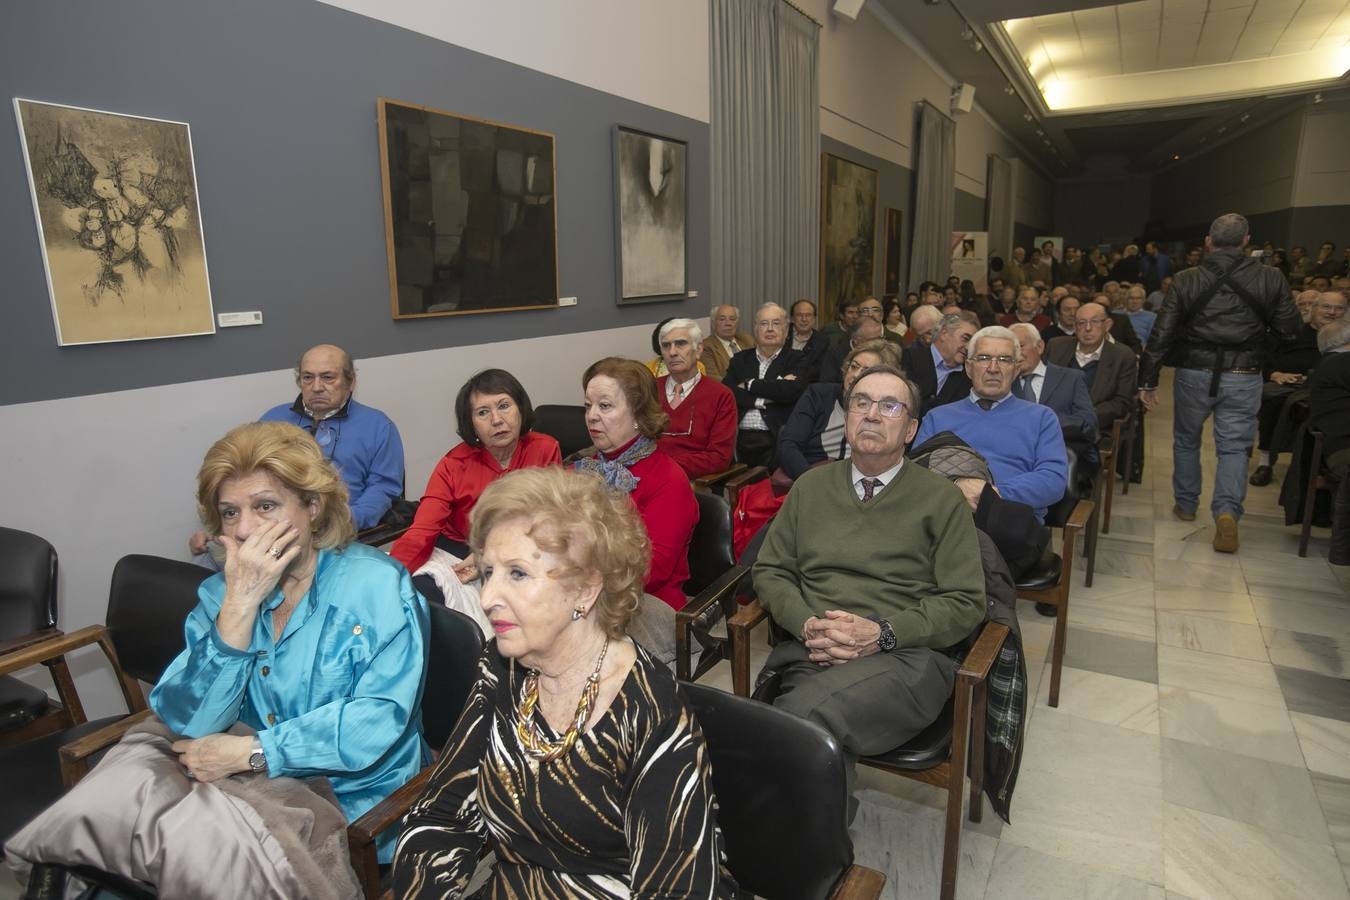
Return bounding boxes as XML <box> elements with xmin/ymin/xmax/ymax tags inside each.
<box><xmin>0</xmin><ymin>0</ymin><xmax>709</xmax><ymax>406</ymax></box>
<box><xmin>954</xmin><ymin>189</ymin><xmax>986</xmax><ymax>233</ymax></box>
<box><xmin>1054</xmin><ymin>173</ymin><xmax>1152</xmax><ymax>249</ymax></box>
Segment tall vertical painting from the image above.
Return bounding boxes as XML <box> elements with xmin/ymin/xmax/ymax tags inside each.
<box><xmin>819</xmin><ymin>153</ymin><xmax>877</xmax><ymax>323</ymax></box>
<box><xmin>614</xmin><ymin>126</ymin><xmax>687</xmax><ymax>304</ymax></box>
<box><xmin>883</xmin><ymin>208</ymin><xmax>904</xmax><ymax>297</ymax></box>
<box><xmin>14</xmin><ymin>99</ymin><xmax>215</xmax><ymax>346</ymax></box>
<box><xmin>378</xmin><ymin>98</ymin><xmax>558</xmax><ymax>318</ymax></box>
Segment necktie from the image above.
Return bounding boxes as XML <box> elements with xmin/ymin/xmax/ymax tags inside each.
<box><xmin>860</xmin><ymin>477</ymin><xmax>879</xmax><ymax>502</ymax></box>
<box><xmin>977</xmin><ymin>398</ymin><xmax>995</xmax><ymax>410</ymax></box>
<box><xmin>1015</xmin><ymin>375</ymin><xmax>1031</xmax><ymax>401</ymax></box>
<box><xmin>671</xmin><ymin>381</ymin><xmax>684</xmax><ymax>408</ymax></box>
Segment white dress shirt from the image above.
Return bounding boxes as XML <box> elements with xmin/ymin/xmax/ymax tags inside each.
<box><xmin>666</xmin><ymin>371</ymin><xmax>700</xmax><ymax>406</ymax></box>
<box><xmin>740</xmin><ymin>348</ymin><xmax>781</xmax><ymax>431</ymax></box>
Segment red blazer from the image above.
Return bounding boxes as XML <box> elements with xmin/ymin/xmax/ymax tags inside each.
<box><xmin>614</xmin><ymin>442</ymin><xmax>698</xmax><ymax>611</ymax></box>
<box><xmin>390</xmin><ymin>431</ymin><xmax>561</xmax><ymax>571</ymax></box>
<box><xmin>656</xmin><ymin>375</ymin><xmax>737</xmax><ymax>478</ymax></box>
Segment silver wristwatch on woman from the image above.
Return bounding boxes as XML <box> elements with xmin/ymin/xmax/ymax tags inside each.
<box><xmin>249</xmin><ymin>741</ymin><xmax>267</xmax><ymax>773</ymax></box>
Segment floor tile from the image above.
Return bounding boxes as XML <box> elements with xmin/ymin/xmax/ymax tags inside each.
<box><xmin>1036</xmin><ymin>666</ymin><xmax>1159</xmax><ymax>734</ymax></box>
<box><xmin>984</xmin><ymin>844</ymin><xmax>1165</xmax><ymax>900</ymax></box>
<box><xmin>1161</xmin><ymin>738</ymin><xmax>1329</xmax><ymax>842</ymax></box>
<box><xmin>1251</xmin><ymin>594</ymin><xmax>1350</xmax><ymax>644</ymax></box>
<box><xmin>1264</xmin><ymin>627</ymin><xmax>1350</xmax><ymax>678</ymax></box>
<box><xmin>1153</xmin><ymin>587</ymin><xmax>1257</xmax><ymax>625</ymax></box>
<box><xmin>1312</xmin><ymin>773</ymin><xmax>1350</xmax><ymax>868</ymax></box>
<box><xmin>1155</xmin><ymin>539</ymin><xmax>1242</xmax><ymax>569</ymax></box>
<box><xmin>1061</xmin><ymin>626</ymin><xmax>1159</xmax><ymax>683</ymax></box>
<box><xmin>1157</xmin><ymin>612</ymin><xmax>1269</xmax><ymax>661</ymax></box>
<box><xmin>1158</xmin><ymin>685</ymin><xmax>1301</xmax><ymax>765</ymax></box>
<box><xmin>1274</xmin><ymin>665</ymin><xmax>1350</xmax><ymax>722</ymax></box>
<box><xmin>1091</xmin><ymin>547</ymin><xmax>1158</xmax><ymax>580</ymax></box>
<box><xmin>1157</xmin><ymin>645</ymin><xmax>1285</xmax><ymax>709</ymax></box>
<box><xmin>1152</xmin><ymin>560</ymin><xmax>1248</xmax><ymax>593</ymax></box>
<box><xmin>850</xmin><ymin>787</ymin><xmax>997</xmax><ymax>900</ymax></box>
<box><xmin>1162</xmin><ymin>803</ymin><xmax>1348</xmax><ymax>900</ymax></box>
<box><xmin>1067</xmin><ymin>598</ymin><xmax>1159</xmax><ymax>641</ymax></box>
<box><xmin>1292</xmin><ymin>712</ymin><xmax>1350</xmax><ymax>780</ymax></box>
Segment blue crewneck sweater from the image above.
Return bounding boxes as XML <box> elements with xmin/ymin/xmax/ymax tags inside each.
<box><xmin>913</xmin><ymin>394</ymin><xmax>1068</xmax><ymax>520</ymax></box>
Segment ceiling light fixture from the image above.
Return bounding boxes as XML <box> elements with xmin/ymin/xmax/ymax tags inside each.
<box><xmin>1023</xmin><ymin>112</ymin><xmax>1033</xmax><ymax>121</ymax></box>
<box><xmin>1004</xmin><ymin>85</ymin><xmax>1016</xmax><ymax>95</ymax></box>
<box><xmin>961</xmin><ymin>25</ymin><xmax>974</xmax><ymax>41</ymax></box>
<box><xmin>1240</xmin><ymin>114</ymin><xmax>1250</xmax><ymax>122</ymax></box>
<box><xmin>1172</xmin><ymin>154</ymin><xmax>1181</xmax><ymax>160</ymax></box>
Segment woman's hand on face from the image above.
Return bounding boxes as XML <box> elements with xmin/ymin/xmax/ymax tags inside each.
<box><xmin>218</xmin><ymin>520</ymin><xmax>302</xmax><ymax>608</ymax></box>
<box><xmin>171</xmin><ymin>733</ymin><xmax>255</xmax><ymax>783</ymax></box>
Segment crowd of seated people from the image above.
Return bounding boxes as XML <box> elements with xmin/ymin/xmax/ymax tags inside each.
<box><xmin>16</xmin><ymin>236</ymin><xmax>1349</xmax><ymax>896</ymax></box>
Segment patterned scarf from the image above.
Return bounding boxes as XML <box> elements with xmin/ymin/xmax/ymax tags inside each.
<box><xmin>573</xmin><ymin>436</ymin><xmax>656</xmax><ymax>494</ymax></box>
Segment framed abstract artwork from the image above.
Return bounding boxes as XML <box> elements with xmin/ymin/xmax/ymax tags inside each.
<box><xmin>14</xmin><ymin>98</ymin><xmax>215</xmax><ymax>346</ymax></box>
<box><xmin>377</xmin><ymin>98</ymin><xmax>558</xmax><ymax>318</ymax></box>
<box><xmin>613</xmin><ymin>125</ymin><xmax>687</xmax><ymax>304</ymax></box>
<box><xmin>819</xmin><ymin>153</ymin><xmax>877</xmax><ymax>323</ymax></box>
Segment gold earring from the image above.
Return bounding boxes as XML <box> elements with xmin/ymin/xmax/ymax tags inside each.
<box><xmin>572</xmin><ymin>605</ymin><xmax>587</xmax><ymax>620</ymax></box>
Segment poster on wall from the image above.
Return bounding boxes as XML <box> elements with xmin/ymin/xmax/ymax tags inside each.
<box><xmin>883</xmin><ymin>208</ymin><xmax>903</xmax><ymax>298</ymax></box>
<box><xmin>614</xmin><ymin>126</ymin><xmax>687</xmax><ymax>305</ymax></box>
<box><xmin>950</xmin><ymin>231</ymin><xmax>988</xmax><ymax>294</ymax></box>
<box><xmin>14</xmin><ymin>98</ymin><xmax>215</xmax><ymax>346</ymax></box>
<box><xmin>378</xmin><ymin>98</ymin><xmax>558</xmax><ymax>318</ymax></box>
<box><xmin>819</xmin><ymin>153</ymin><xmax>877</xmax><ymax>323</ymax></box>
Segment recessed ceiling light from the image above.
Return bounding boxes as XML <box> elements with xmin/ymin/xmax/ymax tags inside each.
<box><xmin>1004</xmin><ymin>85</ymin><xmax>1016</xmax><ymax>95</ymax></box>
<box><xmin>1035</xmin><ymin>128</ymin><xmax>1044</xmax><ymax>136</ymax></box>
<box><xmin>1218</xmin><ymin>126</ymin><xmax>1226</xmax><ymax>133</ymax></box>
<box><xmin>1172</xmin><ymin>154</ymin><xmax>1181</xmax><ymax>160</ymax></box>
<box><xmin>1023</xmin><ymin>112</ymin><xmax>1034</xmax><ymax>121</ymax></box>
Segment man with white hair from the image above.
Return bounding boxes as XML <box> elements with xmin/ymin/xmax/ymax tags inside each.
<box><xmin>1009</xmin><ymin>323</ymin><xmax>1098</xmax><ymax>453</ymax></box>
<box><xmin>724</xmin><ymin>302</ymin><xmax>809</xmax><ymax>467</ymax></box>
<box><xmin>906</xmin><ymin>305</ymin><xmax>942</xmax><ymax>347</ymax></box>
<box><xmin>1139</xmin><ymin>212</ymin><xmax>1301</xmax><ymax>552</ymax></box>
<box><xmin>655</xmin><ymin>318</ymin><xmax>738</xmax><ymax>478</ymax></box>
<box><xmin>699</xmin><ymin>304</ymin><xmax>753</xmax><ymax>380</ymax></box>
<box><xmin>914</xmin><ymin>326</ymin><xmax>1068</xmax><ymax>521</ymax></box>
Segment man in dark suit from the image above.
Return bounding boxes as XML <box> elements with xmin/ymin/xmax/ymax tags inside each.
<box><xmin>817</xmin><ymin>297</ymin><xmax>861</xmax><ymax>346</ymax></box>
<box><xmin>819</xmin><ymin>317</ymin><xmax>885</xmax><ymax>384</ymax></box>
<box><xmin>725</xmin><ymin>302</ymin><xmax>809</xmax><ymax>468</ymax></box>
<box><xmin>1040</xmin><ymin>293</ymin><xmax>1078</xmax><ymax>345</ymax></box>
<box><xmin>1046</xmin><ymin>301</ymin><xmax>1138</xmax><ymax>441</ymax></box>
<box><xmin>903</xmin><ymin>311</ymin><xmax>978</xmax><ymax>413</ymax></box>
<box><xmin>1010</xmin><ymin>323</ymin><xmax>1099</xmax><ymax>461</ymax></box>
<box><xmin>857</xmin><ymin>296</ymin><xmax>905</xmax><ymax>349</ymax></box>
<box><xmin>789</xmin><ymin>298</ymin><xmax>831</xmax><ymax>383</ymax></box>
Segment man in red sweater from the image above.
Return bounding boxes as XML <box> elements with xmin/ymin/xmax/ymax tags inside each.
<box><xmin>655</xmin><ymin>318</ymin><xmax>737</xmax><ymax>478</ymax></box>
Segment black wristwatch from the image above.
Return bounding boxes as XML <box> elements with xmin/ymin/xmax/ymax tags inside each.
<box><xmin>867</xmin><ymin>615</ymin><xmax>897</xmax><ymax>652</ymax></box>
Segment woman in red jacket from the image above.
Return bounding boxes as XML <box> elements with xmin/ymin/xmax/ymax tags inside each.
<box><xmin>391</xmin><ymin>370</ymin><xmax>560</xmax><ymax>608</ymax></box>
<box><xmin>577</xmin><ymin>358</ymin><xmax>698</xmax><ymax>618</ymax></box>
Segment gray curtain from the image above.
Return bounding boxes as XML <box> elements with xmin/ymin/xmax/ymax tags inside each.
<box><xmin>909</xmin><ymin>102</ymin><xmax>956</xmax><ymax>287</ymax></box>
<box><xmin>986</xmin><ymin>154</ymin><xmax>1013</xmax><ymax>266</ymax></box>
<box><xmin>711</xmin><ymin>0</ymin><xmax>820</xmax><ymax>322</ymax></box>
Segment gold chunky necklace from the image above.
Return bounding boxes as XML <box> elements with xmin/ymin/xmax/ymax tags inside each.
<box><xmin>515</xmin><ymin>639</ymin><xmax>609</xmax><ymax>762</ymax></box>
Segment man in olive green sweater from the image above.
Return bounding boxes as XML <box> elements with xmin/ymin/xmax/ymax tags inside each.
<box><xmin>754</xmin><ymin>365</ymin><xmax>986</xmax><ymax>815</ymax></box>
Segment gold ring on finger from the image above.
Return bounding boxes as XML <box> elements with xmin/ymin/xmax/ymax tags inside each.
<box><xmin>269</xmin><ymin>545</ymin><xmax>282</xmax><ymax>559</ymax></box>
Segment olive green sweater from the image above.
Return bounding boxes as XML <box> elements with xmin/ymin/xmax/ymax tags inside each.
<box><xmin>754</xmin><ymin>459</ymin><xmax>985</xmax><ymax>649</ymax></box>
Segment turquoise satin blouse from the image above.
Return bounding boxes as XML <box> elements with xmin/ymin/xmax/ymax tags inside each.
<box><xmin>150</xmin><ymin>543</ymin><xmax>430</xmax><ymax>861</ymax></box>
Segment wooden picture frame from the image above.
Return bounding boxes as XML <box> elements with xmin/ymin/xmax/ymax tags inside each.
<box><xmin>613</xmin><ymin>125</ymin><xmax>688</xmax><ymax>305</ymax></box>
<box><xmin>883</xmin><ymin>208</ymin><xmax>903</xmax><ymax>297</ymax></box>
<box><xmin>377</xmin><ymin>98</ymin><xmax>559</xmax><ymax>319</ymax></box>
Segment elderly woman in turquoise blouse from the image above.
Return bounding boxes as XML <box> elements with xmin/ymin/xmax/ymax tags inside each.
<box><xmin>150</xmin><ymin>420</ymin><xmax>430</xmax><ymax>861</ymax></box>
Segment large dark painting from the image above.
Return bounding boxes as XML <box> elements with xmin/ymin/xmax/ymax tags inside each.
<box><xmin>819</xmin><ymin>153</ymin><xmax>877</xmax><ymax>323</ymax></box>
<box><xmin>378</xmin><ymin>99</ymin><xmax>558</xmax><ymax>318</ymax></box>
<box><xmin>883</xmin><ymin>208</ymin><xmax>903</xmax><ymax>297</ymax></box>
<box><xmin>613</xmin><ymin>126</ymin><xmax>687</xmax><ymax>304</ymax></box>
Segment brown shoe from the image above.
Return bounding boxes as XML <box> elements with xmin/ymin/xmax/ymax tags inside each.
<box><xmin>1249</xmin><ymin>465</ymin><xmax>1273</xmax><ymax>486</ymax></box>
<box><xmin>1173</xmin><ymin>505</ymin><xmax>1197</xmax><ymax>522</ymax></box>
<box><xmin>1214</xmin><ymin>513</ymin><xmax>1239</xmax><ymax>553</ymax></box>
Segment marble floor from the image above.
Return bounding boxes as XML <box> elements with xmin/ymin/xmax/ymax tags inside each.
<box><xmin>698</xmin><ymin>376</ymin><xmax>1350</xmax><ymax>899</ymax></box>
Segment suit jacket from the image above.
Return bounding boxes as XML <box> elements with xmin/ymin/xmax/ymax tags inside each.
<box><xmin>700</xmin><ymin>332</ymin><xmax>753</xmax><ymax>381</ymax></box>
<box><xmin>1108</xmin><ymin>311</ymin><xmax>1142</xmax><ymax>353</ymax></box>
<box><xmin>1045</xmin><ymin>336</ymin><xmax>1138</xmax><ymax>430</ymax></box>
<box><xmin>903</xmin><ymin>342</ymin><xmax>972</xmax><ymax>413</ymax></box>
<box><xmin>723</xmin><ymin>347</ymin><xmax>809</xmax><ymax>437</ymax></box>
<box><xmin>790</xmin><ymin>331</ymin><xmax>832</xmax><ymax>383</ymax></box>
<box><xmin>1034</xmin><ymin>362</ymin><xmax>1099</xmax><ymax>445</ymax></box>
<box><xmin>1040</xmin><ymin>322</ymin><xmax>1076</xmax><ymax>346</ymax></box>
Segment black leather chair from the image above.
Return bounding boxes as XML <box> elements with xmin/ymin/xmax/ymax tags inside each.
<box><xmin>0</xmin><ymin>527</ymin><xmax>64</xmax><ymax>745</ymax></box>
<box><xmin>678</xmin><ymin>682</ymin><xmax>885</xmax><ymax>900</ymax></box>
<box><xmin>0</xmin><ymin>555</ymin><xmax>211</xmax><ymax>842</ymax></box>
<box><xmin>1014</xmin><ymin>449</ymin><xmax>1092</xmax><ymax>708</ymax></box>
<box><xmin>674</xmin><ymin>492</ymin><xmax>738</xmax><ymax>681</ymax></box>
<box><xmin>347</xmin><ymin>602</ymin><xmax>485</xmax><ymax>897</ymax></box>
<box><xmin>532</xmin><ymin>406</ymin><xmax>591</xmax><ymax>461</ymax></box>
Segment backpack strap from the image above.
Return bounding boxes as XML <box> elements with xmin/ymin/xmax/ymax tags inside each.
<box><xmin>1176</xmin><ymin>258</ymin><xmax>1273</xmax><ymax>396</ymax></box>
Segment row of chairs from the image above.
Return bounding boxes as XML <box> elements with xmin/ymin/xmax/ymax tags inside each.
<box><xmin>0</xmin><ymin>531</ymin><xmax>888</xmax><ymax>899</ymax></box>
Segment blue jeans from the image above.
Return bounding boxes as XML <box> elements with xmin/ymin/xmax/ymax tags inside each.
<box><xmin>1172</xmin><ymin>368</ymin><xmax>1262</xmax><ymax>518</ymax></box>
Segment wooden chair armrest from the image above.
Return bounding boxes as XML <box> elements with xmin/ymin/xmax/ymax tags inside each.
<box><xmin>956</xmin><ymin>622</ymin><xmax>1009</xmax><ymax>683</ymax></box>
<box><xmin>724</xmin><ymin>465</ymin><xmax>768</xmax><ymax>492</ymax></box>
<box><xmin>692</xmin><ymin>463</ymin><xmax>748</xmax><ymax>493</ymax></box>
<box><xmin>727</xmin><ymin>596</ymin><xmax>768</xmax><ymax>632</ymax></box>
<box><xmin>58</xmin><ymin>708</ymin><xmax>154</xmax><ymax>788</ymax></box>
<box><xmin>677</xmin><ymin>565</ymin><xmax>751</xmax><ymax>630</ymax></box>
<box><xmin>0</xmin><ymin>627</ymin><xmax>63</xmax><ymax>657</ymax></box>
<box><xmin>828</xmin><ymin>863</ymin><xmax>887</xmax><ymax>899</ymax></box>
<box><xmin>0</xmin><ymin>625</ymin><xmax>108</xmax><ymax>678</ymax></box>
<box><xmin>1064</xmin><ymin>498</ymin><xmax>1094</xmax><ymax>534</ymax></box>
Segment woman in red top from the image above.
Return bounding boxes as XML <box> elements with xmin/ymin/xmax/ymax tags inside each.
<box><xmin>391</xmin><ymin>370</ymin><xmax>560</xmax><ymax>605</ymax></box>
<box><xmin>577</xmin><ymin>358</ymin><xmax>697</xmax><ymax>616</ymax></box>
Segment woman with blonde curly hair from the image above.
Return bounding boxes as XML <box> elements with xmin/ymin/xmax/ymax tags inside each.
<box><xmin>393</xmin><ymin>466</ymin><xmax>734</xmax><ymax>898</ymax></box>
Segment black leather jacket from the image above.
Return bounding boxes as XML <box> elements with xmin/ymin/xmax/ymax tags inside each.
<box><xmin>1139</xmin><ymin>249</ymin><xmax>1300</xmax><ymax>389</ymax></box>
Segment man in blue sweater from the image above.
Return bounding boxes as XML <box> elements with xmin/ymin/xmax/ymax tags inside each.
<box><xmin>913</xmin><ymin>326</ymin><xmax>1068</xmax><ymax>521</ymax></box>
